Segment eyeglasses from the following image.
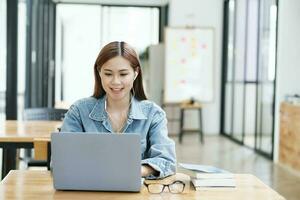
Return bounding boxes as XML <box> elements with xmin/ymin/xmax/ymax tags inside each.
<box><xmin>144</xmin><ymin>180</ymin><xmax>185</xmax><ymax>194</ymax></box>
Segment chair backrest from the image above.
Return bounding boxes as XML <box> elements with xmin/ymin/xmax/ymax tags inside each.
<box><xmin>23</xmin><ymin>108</ymin><xmax>68</xmax><ymax>121</ymax></box>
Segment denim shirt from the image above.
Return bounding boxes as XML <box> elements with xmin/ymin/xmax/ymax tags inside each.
<box><xmin>60</xmin><ymin>96</ymin><xmax>176</xmax><ymax>179</ymax></box>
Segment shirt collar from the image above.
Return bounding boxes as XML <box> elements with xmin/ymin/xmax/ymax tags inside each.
<box><xmin>89</xmin><ymin>95</ymin><xmax>147</xmax><ymax>121</ymax></box>
<box><xmin>88</xmin><ymin>96</ymin><xmax>106</xmax><ymax>121</ymax></box>
<box><xmin>128</xmin><ymin>97</ymin><xmax>147</xmax><ymax>120</ymax></box>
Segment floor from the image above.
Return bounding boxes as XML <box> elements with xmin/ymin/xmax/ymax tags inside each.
<box><xmin>173</xmin><ymin>133</ymin><xmax>300</xmax><ymax>200</ymax></box>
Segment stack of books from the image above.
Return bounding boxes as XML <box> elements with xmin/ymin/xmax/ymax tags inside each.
<box><xmin>179</xmin><ymin>163</ymin><xmax>236</xmax><ymax>190</ymax></box>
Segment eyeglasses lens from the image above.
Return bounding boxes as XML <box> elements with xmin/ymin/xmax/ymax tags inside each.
<box><xmin>148</xmin><ymin>184</ymin><xmax>164</xmax><ymax>194</ymax></box>
<box><xmin>169</xmin><ymin>182</ymin><xmax>184</xmax><ymax>193</ymax></box>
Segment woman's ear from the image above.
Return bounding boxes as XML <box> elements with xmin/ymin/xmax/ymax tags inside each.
<box><xmin>134</xmin><ymin>71</ymin><xmax>138</xmax><ymax>80</ymax></box>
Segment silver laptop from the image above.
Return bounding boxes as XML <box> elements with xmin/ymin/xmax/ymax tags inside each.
<box><xmin>51</xmin><ymin>132</ymin><xmax>141</xmax><ymax>192</ymax></box>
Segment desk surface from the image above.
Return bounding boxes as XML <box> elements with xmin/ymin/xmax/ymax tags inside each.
<box><xmin>0</xmin><ymin>120</ymin><xmax>62</xmax><ymax>142</ymax></box>
<box><xmin>0</xmin><ymin>170</ymin><xmax>285</xmax><ymax>200</ymax></box>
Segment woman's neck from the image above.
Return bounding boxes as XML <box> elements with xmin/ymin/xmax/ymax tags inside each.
<box><xmin>106</xmin><ymin>95</ymin><xmax>131</xmax><ymax>112</ymax></box>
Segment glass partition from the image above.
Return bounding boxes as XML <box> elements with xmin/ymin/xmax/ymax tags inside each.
<box><xmin>221</xmin><ymin>0</ymin><xmax>278</xmax><ymax>159</ymax></box>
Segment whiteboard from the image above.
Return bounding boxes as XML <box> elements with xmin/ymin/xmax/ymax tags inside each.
<box><xmin>164</xmin><ymin>27</ymin><xmax>214</xmax><ymax>103</ymax></box>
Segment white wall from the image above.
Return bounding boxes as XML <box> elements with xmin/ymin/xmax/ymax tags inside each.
<box><xmin>168</xmin><ymin>0</ymin><xmax>223</xmax><ymax>134</ymax></box>
<box><xmin>149</xmin><ymin>44</ymin><xmax>165</xmax><ymax>105</ymax></box>
<box><xmin>274</xmin><ymin>0</ymin><xmax>300</xmax><ymax>161</ymax></box>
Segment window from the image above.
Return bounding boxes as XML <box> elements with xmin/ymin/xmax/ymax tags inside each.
<box><xmin>0</xmin><ymin>0</ymin><xmax>6</xmax><ymax>120</ymax></box>
<box><xmin>55</xmin><ymin>4</ymin><xmax>160</xmax><ymax>104</ymax></box>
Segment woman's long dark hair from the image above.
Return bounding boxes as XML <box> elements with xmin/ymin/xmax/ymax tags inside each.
<box><xmin>92</xmin><ymin>41</ymin><xmax>147</xmax><ymax>100</ymax></box>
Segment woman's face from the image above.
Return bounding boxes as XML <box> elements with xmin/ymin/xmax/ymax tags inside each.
<box><xmin>100</xmin><ymin>56</ymin><xmax>137</xmax><ymax>102</ymax></box>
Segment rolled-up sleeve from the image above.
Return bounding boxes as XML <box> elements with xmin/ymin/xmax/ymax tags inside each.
<box><xmin>141</xmin><ymin>110</ymin><xmax>176</xmax><ymax>179</ymax></box>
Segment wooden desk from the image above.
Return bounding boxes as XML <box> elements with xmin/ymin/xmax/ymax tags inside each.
<box><xmin>0</xmin><ymin>170</ymin><xmax>285</xmax><ymax>200</ymax></box>
<box><xmin>0</xmin><ymin>120</ymin><xmax>62</xmax><ymax>179</ymax></box>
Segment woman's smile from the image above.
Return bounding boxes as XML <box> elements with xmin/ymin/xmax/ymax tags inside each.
<box><xmin>110</xmin><ymin>87</ymin><xmax>124</xmax><ymax>94</ymax></box>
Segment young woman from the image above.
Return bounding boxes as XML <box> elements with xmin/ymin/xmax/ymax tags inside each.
<box><xmin>61</xmin><ymin>41</ymin><xmax>176</xmax><ymax>179</ymax></box>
